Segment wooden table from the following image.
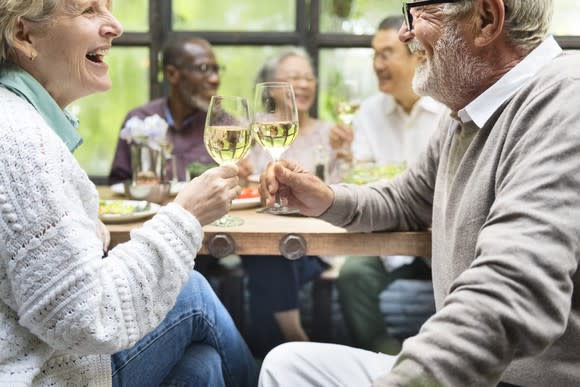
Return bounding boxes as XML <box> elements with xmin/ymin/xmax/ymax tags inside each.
<box><xmin>100</xmin><ymin>186</ymin><xmax>432</xmax><ymax>258</ymax></box>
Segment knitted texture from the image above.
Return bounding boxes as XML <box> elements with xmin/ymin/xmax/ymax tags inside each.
<box><xmin>0</xmin><ymin>88</ymin><xmax>203</xmax><ymax>386</ymax></box>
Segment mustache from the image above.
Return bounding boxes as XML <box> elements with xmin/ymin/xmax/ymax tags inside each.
<box><xmin>408</xmin><ymin>38</ymin><xmax>425</xmax><ymax>55</ymax></box>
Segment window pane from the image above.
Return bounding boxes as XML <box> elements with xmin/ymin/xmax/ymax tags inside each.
<box><xmin>317</xmin><ymin>48</ymin><xmax>377</xmax><ymax>122</ymax></box>
<box><xmin>213</xmin><ymin>45</ymin><xmax>294</xmax><ymax>100</ymax></box>
<box><xmin>173</xmin><ymin>0</ymin><xmax>295</xmax><ymax>31</ymax></box>
<box><xmin>552</xmin><ymin>1</ymin><xmax>580</xmax><ymax>35</ymax></box>
<box><xmin>320</xmin><ymin>0</ymin><xmax>400</xmax><ymax>34</ymax></box>
<box><xmin>72</xmin><ymin>48</ymin><xmax>150</xmax><ymax>177</ymax></box>
<box><xmin>113</xmin><ymin>0</ymin><xmax>148</xmax><ymax>32</ymax></box>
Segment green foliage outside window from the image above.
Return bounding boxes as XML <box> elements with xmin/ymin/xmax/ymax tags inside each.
<box><xmin>173</xmin><ymin>0</ymin><xmax>295</xmax><ymax>31</ymax></box>
<box><xmin>72</xmin><ymin>0</ymin><xmax>580</xmax><ymax>179</ymax></box>
<box><xmin>113</xmin><ymin>0</ymin><xmax>148</xmax><ymax>32</ymax></box>
<box><xmin>71</xmin><ymin>48</ymin><xmax>149</xmax><ymax>176</ymax></box>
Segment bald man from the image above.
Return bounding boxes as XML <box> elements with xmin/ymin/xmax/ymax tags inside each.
<box><xmin>109</xmin><ymin>38</ymin><xmax>221</xmax><ymax>183</ymax></box>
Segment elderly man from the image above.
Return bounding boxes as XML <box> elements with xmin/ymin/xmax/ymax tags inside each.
<box><xmin>258</xmin><ymin>1</ymin><xmax>580</xmax><ymax>386</ymax></box>
<box><xmin>109</xmin><ymin>37</ymin><xmax>220</xmax><ymax>183</ymax></box>
<box><xmin>330</xmin><ymin>15</ymin><xmax>446</xmax><ymax>354</ymax></box>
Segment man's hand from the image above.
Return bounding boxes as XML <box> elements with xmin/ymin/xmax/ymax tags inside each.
<box><xmin>174</xmin><ymin>164</ymin><xmax>241</xmax><ymax>225</ymax></box>
<box><xmin>259</xmin><ymin>160</ymin><xmax>334</xmax><ymax>217</ymax></box>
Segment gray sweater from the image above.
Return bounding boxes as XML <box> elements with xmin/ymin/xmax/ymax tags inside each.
<box><xmin>322</xmin><ymin>53</ymin><xmax>580</xmax><ymax>386</ymax></box>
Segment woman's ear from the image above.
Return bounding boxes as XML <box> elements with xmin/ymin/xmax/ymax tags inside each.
<box><xmin>11</xmin><ymin>17</ymin><xmax>37</xmax><ymax>61</ymax></box>
<box><xmin>474</xmin><ymin>0</ymin><xmax>505</xmax><ymax>48</ymax></box>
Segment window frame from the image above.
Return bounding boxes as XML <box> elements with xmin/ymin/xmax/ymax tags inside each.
<box><xmin>96</xmin><ymin>0</ymin><xmax>580</xmax><ymax>182</ymax></box>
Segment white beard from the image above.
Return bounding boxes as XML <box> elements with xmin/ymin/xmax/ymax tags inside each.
<box><xmin>409</xmin><ymin>24</ymin><xmax>493</xmax><ymax>109</ymax></box>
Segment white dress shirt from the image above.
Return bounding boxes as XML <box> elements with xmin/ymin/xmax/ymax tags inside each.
<box><xmin>351</xmin><ymin>93</ymin><xmax>447</xmax><ymax>271</ymax></box>
<box><xmin>352</xmin><ymin>94</ymin><xmax>447</xmax><ymax>166</ymax></box>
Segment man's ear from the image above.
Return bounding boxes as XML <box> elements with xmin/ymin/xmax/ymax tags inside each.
<box><xmin>165</xmin><ymin>65</ymin><xmax>181</xmax><ymax>85</ymax></box>
<box><xmin>11</xmin><ymin>17</ymin><xmax>37</xmax><ymax>60</ymax></box>
<box><xmin>474</xmin><ymin>0</ymin><xmax>505</xmax><ymax>47</ymax></box>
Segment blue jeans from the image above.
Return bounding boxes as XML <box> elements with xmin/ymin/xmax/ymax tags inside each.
<box><xmin>111</xmin><ymin>271</ymin><xmax>258</xmax><ymax>387</ymax></box>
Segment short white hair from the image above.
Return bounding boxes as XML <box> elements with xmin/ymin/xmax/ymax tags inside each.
<box><xmin>445</xmin><ymin>0</ymin><xmax>553</xmax><ymax>53</ymax></box>
<box><xmin>255</xmin><ymin>47</ymin><xmax>314</xmax><ymax>85</ymax></box>
<box><xmin>0</xmin><ymin>0</ymin><xmax>59</xmax><ymax>64</ymax></box>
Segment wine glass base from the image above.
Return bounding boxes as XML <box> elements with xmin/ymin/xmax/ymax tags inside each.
<box><xmin>257</xmin><ymin>206</ymin><xmax>301</xmax><ymax>215</ymax></box>
<box><xmin>212</xmin><ymin>214</ymin><xmax>244</xmax><ymax>227</ymax></box>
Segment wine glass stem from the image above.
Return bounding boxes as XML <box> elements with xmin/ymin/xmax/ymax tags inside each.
<box><xmin>272</xmin><ymin>156</ymin><xmax>283</xmax><ymax>208</ymax></box>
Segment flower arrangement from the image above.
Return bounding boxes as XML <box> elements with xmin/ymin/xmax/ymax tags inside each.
<box><xmin>120</xmin><ymin>114</ymin><xmax>169</xmax><ymax>150</ymax></box>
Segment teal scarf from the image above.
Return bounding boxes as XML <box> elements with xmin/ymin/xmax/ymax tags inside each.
<box><xmin>0</xmin><ymin>66</ymin><xmax>82</xmax><ymax>152</ymax></box>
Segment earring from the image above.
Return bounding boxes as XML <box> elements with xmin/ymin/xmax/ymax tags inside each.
<box><xmin>29</xmin><ymin>51</ymin><xmax>36</xmax><ymax>61</ymax></box>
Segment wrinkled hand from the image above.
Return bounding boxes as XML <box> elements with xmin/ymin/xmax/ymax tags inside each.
<box><xmin>259</xmin><ymin>160</ymin><xmax>334</xmax><ymax>217</ymax></box>
<box><xmin>96</xmin><ymin>219</ymin><xmax>110</xmax><ymax>252</ymax></box>
<box><xmin>174</xmin><ymin>164</ymin><xmax>241</xmax><ymax>225</ymax></box>
<box><xmin>329</xmin><ymin>122</ymin><xmax>354</xmax><ymax>150</ymax></box>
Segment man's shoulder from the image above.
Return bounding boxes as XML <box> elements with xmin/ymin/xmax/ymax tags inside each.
<box><xmin>360</xmin><ymin>93</ymin><xmax>392</xmax><ymax>110</ymax></box>
<box><xmin>531</xmin><ymin>53</ymin><xmax>580</xmax><ymax>88</ymax></box>
<box><xmin>125</xmin><ymin>97</ymin><xmax>166</xmax><ymax>119</ymax></box>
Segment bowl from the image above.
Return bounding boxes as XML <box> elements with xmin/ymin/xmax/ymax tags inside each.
<box><xmin>124</xmin><ymin>182</ymin><xmax>171</xmax><ymax>204</ymax></box>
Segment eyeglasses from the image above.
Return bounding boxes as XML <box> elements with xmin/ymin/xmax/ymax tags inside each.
<box><xmin>277</xmin><ymin>74</ymin><xmax>317</xmax><ymax>84</ymax></box>
<box><xmin>180</xmin><ymin>63</ymin><xmax>225</xmax><ymax>75</ymax></box>
<box><xmin>402</xmin><ymin>0</ymin><xmax>462</xmax><ymax>31</ymax></box>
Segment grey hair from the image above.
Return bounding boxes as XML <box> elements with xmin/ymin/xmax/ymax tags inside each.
<box><xmin>0</xmin><ymin>0</ymin><xmax>59</xmax><ymax>64</ymax></box>
<box><xmin>255</xmin><ymin>47</ymin><xmax>314</xmax><ymax>85</ymax></box>
<box><xmin>445</xmin><ymin>0</ymin><xmax>553</xmax><ymax>53</ymax></box>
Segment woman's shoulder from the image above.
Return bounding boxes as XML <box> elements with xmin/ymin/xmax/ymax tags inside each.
<box><xmin>0</xmin><ymin>88</ymin><xmax>71</xmax><ymax>169</ymax></box>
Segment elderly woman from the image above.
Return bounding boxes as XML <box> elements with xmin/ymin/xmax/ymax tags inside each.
<box><xmin>243</xmin><ymin>47</ymin><xmax>337</xmax><ymax>357</ymax></box>
<box><xmin>0</xmin><ymin>1</ymin><xmax>256</xmax><ymax>386</ymax></box>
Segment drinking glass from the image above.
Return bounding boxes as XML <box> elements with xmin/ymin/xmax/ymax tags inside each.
<box><xmin>252</xmin><ymin>82</ymin><xmax>299</xmax><ymax>215</ymax></box>
<box><xmin>204</xmin><ymin>95</ymin><xmax>253</xmax><ymax>227</ymax></box>
<box><xmin>334</xmin><ymin>79</ymin><xmax>362</xmax><ymax>177</ymax></box>
<box><xmin>335</xmin><ymin>79</ymin><xmax>361</xmax><ymax>127</ymax></box>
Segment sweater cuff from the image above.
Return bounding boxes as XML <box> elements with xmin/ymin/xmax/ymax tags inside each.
<box><xmin>158</xmin><ymin>202</ymin><xmax>203</xmax><ymax>239</ymax></box>
<box><xmin>317</xmin><ymin>184</ymin><xmax>356</xmax><ymax>226</ymax></box>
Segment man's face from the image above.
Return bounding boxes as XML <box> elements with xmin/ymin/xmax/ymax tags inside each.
<box><xmin>371</xmin><ymin>29</ymin><xmax>418</xmax><ymax>95</ymax></box>
<box><xmin>173</xmin><ymin>42</ymin><xmax>221</xmax><ymax>111</ymax></box>
<box><xmin>405</xmin><ymin>5</ymin><xmax>491</xmax><ymax>107</ymax></box>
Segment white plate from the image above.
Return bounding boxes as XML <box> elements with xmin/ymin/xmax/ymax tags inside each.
<box><xmin>99</xmin><ymin>200</ymin><xmax>160</xmax><ymax>224</ymax></box>
<box><xmin>110</xmin><ymin>182</ymin><xmax>187</xmax><ymax>196</ymax></box>
<box><xmin>247</xmin><ymin>174</ymin><xmax>260</xmax><ymax>183</ymax></box>
<box><xmin>231</xmin><ymin>197</ymin><xmax>261</xmax><ymax>210</ymax></box>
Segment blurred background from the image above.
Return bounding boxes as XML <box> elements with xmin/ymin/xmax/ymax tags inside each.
<box><xmin>72</xmin><ymin>0</ymin><xmax>580</xmax><ymax>181</ymax></box>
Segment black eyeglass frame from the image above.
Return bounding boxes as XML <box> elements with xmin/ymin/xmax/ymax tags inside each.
<box><xmin>179</xmin><ymin>63</ymin><xmax>225</xmax><ymax>75</ymax></box>
<box><xmin>402</xmin><ymin>0</ymin><xmax>462</xmax><ymax>31</ymax></box>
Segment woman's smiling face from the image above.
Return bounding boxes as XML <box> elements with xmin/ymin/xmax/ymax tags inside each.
<box><xmin>20</xmin><ymin>0</ymin><xmax>123</xmax><ymax>107</ymax></box>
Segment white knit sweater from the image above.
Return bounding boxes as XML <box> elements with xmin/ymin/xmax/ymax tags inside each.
<box><xmin>0</xmin><ymin>87</ymin><xmax>204</xmax><ymax>386</ymax></box>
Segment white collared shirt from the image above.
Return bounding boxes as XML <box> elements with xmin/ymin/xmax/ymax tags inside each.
<box><xmin>352</xmin><ymin>93</ymin><xmax>447</xmax><ymax>271</ymax></box>
<box><xmin>352</xmin><ymin>94</ymin><xmax>447</xmax><ymax>166</ymax></box>
<box><xmin>458</xmin><ymin>35</ymin><xmax>562</xmax><ymax>128</ymax></box>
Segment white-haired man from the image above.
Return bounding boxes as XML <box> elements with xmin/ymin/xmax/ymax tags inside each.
<box><xmin>257</xmin><ymin>0</ymin><xmax>580</xmax><ymax>386</ymax></box>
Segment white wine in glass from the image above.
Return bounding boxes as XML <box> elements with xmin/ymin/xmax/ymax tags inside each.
<box><xmin>252</xmin><ymin>82</ymin><xmax>299</xmax><ymax>215</ymax></box>
<box><xmin>335</xmin><ymin>79</ymin><xmax>361</xmax><ymax>126</ymax></box>
<box><xmin>204</xmin><ymin>95</ymin><xmax>252</xmax><ymax>227</ymax></box>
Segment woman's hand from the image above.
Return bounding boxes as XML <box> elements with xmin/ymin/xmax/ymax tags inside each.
<box><xmin>329</xmin><ymin>123</ymin><xmax>354</xmax><ymax>150</ymax></box>
<box><xmin>174</xmin><ymin>164</ymin><xmax>241</xmax><ymax>225</ymax></box>
<box><xmin>259</xmin><ymin>160</ymin><xmax>334</xmax><ymax>217</ymax></box>
<box><xmin>96</xmin><ymin>219</ymin><xmax>111</xmax><ymax>252</ymax></box>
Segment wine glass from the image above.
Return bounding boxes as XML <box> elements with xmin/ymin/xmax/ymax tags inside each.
<box><xmin>204</xmin><ymin>95</ymin><xmax>253</xmax><ymax>227</ymax></box>
<box><xmin>252</xmin><ymin>82</ymin><xmax>299</xmax><ymax>215</ymax></box>
<box><xmin>334</xmin><ymin>79</ymin><xmax>361</xmax><ymax>126</ymax></box>
<box><xmin>334</xmin><ymin>79</ymin><xmax>361</xmax><ymax>176</ymax></box>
